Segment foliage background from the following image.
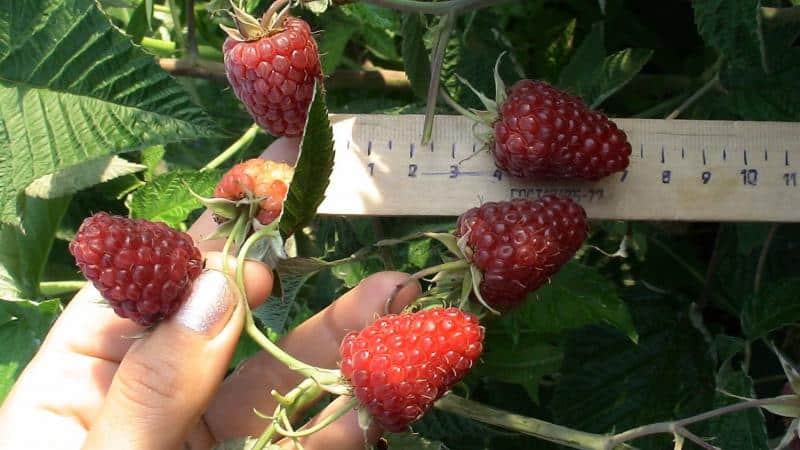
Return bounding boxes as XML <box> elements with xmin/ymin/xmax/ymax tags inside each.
<box><xmin>1</xmin><ymin>0</ymin><xmax>800</xmax><ymax>448</ymax></box>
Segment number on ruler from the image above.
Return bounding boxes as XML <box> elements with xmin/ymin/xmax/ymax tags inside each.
<box><xmin>785</xmin><ymin>172</ymin><xmax>797</xmax><ymax>186</ymax></box>
<box><xmin>740</xmin><ymin>169</ymin><xmax>758</xmax><ymax>186</ymax></box>
<box><xmin>493</xmin><ymin>170</ymin><xmax>502</xmax><ymax>181</ymax></box>
<box><xmin>367</xmin><ymin>162</ymin><xmax>375</xmax><ymax>176</ymax></box>
<box><xmin>408</xmin><ymin>164</ymin><xmax>418</xmax><ymax>177</ymax></box>
<box><xmin>449</xmin><ymin>165</ymin><xmax>460</xmax><ymax>178</ymax></box>
<box><xmin>662</xmin><ymin>170</ymin><xmax>671</xmax><ymax>184</ymax></box>
<box><xmin>701</xmin><ymin>171</ymin><xmax>712</xmax><ymax>184</ymax></box>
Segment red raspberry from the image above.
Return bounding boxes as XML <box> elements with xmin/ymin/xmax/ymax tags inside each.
<box><xmin>223</xmin><ymin>16</ymin><xmax>321</xmax><ymax>137</ymax></box>
<box><xmin>456</xmin><ymin>195</ymin><xmax>587</xmax><ymax>310</ymax></box>
<box><xmin>339</xmin><ymin>307</ymin><xmax>484</xmax><ymax>432</ymax></box>
<box><xmin>493</xmin><ymin>80</ymin><xmax>631</xmax><ymax>180</ymax></box>
<box><xmin>214</xmin><ymin>159</ymin><xmax>294</xmax><ymax>225</ymax></box>
<box><xmin>69</xmin><ymin>213</ymin><xmax>203</xmax><ymax>326</ymax></box>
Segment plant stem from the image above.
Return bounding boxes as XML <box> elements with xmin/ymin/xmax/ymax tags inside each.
<box><xmin>753</xmin><ymin>223</ymin><xmax>778</xmax><ymax>294</ymax></box>
<box><xmin>39</xmin><ymin>281</ymin><xmax>87</xmax><ymax>296</ymax></box>
<box><xmin>439</xmin><ymin>87</ymin><xmax>481</xmax><ymax>122</ymax></box>
<box><xmin>386</xmin><ymin>259</ymin><xmax>471</xmax><ymax>312</ymax></box>
<box><xmin>273</xmin><ymin>397</ymin><xmax>358</xmax><ymax>437</ymax></box>
<box><xmin>422</xmin><ymin>13</ymin><xmax>456</xmax><ymax>144</ymax></box>
<box><xmin>252</xmin><ymin>377</ymin><xmax>324</xmax><ymax>449</ymax></box>
<box><xmin>202</xmin><ymin>123</ymin><xmax>261</xmax><ymax>171</ymax></box>
<box><xmin>140</xmin><ymin>37</ymin><xmax>222</xmax><ymax>60</ymax></box>
<box><xmin>605</xmin><ymin>396</ymin><xmax>794</xmax><ymax>449</ymax></box>
<box><xmin>665</xmin><ymin>74</ymin><xmax>720</xmax><ymax>120</ymax></box>
<box><xmin>435</xmin><ymin>394</ymin><xmax>607</xmax><ymax>450</ymax></box>
<box><xmin>166</xmin><ymin>0</ymin><xmax>186</xmax><ymax>49</ymax></box>
<box><xmin>675</xmin><ymin>426</ymin><xmax>718</xmax><ymax>450</ymax></box>
<box><xmin>185</xmin><ymin>0</ymin><xmax>198</xmax><ymax>58</ymax></box>
<box><xmin>361</xmin><ymin>0</ymin><xmax>510</xmax><ymax>15</ymax></box>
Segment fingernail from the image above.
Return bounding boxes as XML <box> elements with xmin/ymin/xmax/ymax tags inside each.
<box><xmin>174</xmin><ymin>270</ymin><xmax>238</xmax><ymax>336</ymax></box>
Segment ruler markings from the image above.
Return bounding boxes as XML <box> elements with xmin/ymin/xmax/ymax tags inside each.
<box><xmin>320</xmin><ymin>115</ymin><xmax>800</xmax><ymax>221</ymax></box>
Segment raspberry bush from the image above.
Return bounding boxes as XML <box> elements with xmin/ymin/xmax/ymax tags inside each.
<box><xmin>2</xmin><ymin>0</ymin><xmax>800</xmax><ymax>449</ymax></box>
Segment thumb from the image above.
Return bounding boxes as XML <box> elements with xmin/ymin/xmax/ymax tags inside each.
<box><xmin>84</xmin><ymin>269</ymin><xmax>245</xmax><ymax>450</ymax></box>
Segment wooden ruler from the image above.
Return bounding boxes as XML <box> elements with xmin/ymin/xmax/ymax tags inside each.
<box><xmin>317</xmin><ymin>114</ymin><xmax>800</xmax><ymax>222</ymax></box>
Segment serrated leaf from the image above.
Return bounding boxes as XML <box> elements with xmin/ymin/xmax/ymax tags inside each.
<box><xmin>25</xmin><ymin>156</ymin><xmax>144</xmax><ymax>199</ymax></box>
<box><xmin>741</xmin><ymin>278</ymin><xmax>800</xmax><ymax>339</ymax></box>
<box><xmin>402</xmin><ymin>13</ymin><xmax>431</xmax><ymax>99</ymax></box>
<box><xmin>0</xmin><ymin>0</ymin><xmax>218</xmax><ymax>225</ymax></box>
<box><xmin>141</xmin><ymin>146</ymin><xmax>165</xmax><ymax>182</ymax></box>
<box><xmin>0</xmin><ymin>299</ymin><xmax>62</xmax><ymax>401</ymax></box>
<box><xmin>128</xmin><ymin>170</ymin><xmax>219</xmax><ymax>228</ymax></box>
<box><xmin>276</xmin><ymin>257</ymin><xmax>332</xmax><ymax>277</ymax></box>
<box><xmin>693</xmin><ymin>0</ymin><xmax>763</xmax><ymax>67</ymax></box>
<box><xmin>552</xmin><ymin>288</ymin><xmax>715</xmax><ymax>450</ymax></box>
<box><xmin>558</xmin><ymin>22</ymin><xmax>605</xmax><ymax>90</ymax></box>
<box><xmin>386</xmin><ymin>432</ymin><xmax>446</xmax><ymax>449</ymax></box>
<box><xmin>708</xmin><ymin>366</ymin><xmax>769</xmax><ymax>450</ymax></box>
<box><xmin>568</xmin><ymin>48</ymin><xmax>654</xmax><ymax>108</ymax></box>
<box><xmin>513</xmin><ymin>262</ymin><xmax>637</xmax><ymax>342</ymax></box>
<box><xmin>476</xmin><ymin>333</ymin><xmax>563</xmax><ymax>402</ymax></box>
<box><xmin>721</xmin><ymin>49</ymin><xmax>800</xmax><ymax>121</ymax></box>
<box><xmin>253</xmin><ymin>272</ymin><xmax>312</xmax><ymax>337</ymax></box>
<box><xmin>278</xmin><ymin>82</ymin><xmax>334</xmax><ymax>237</ymax></box>
<box><xmin>318</xmin><ymin>15</ymin><xmax>357</xmax><ymax>74</ymax></box>
<box><xmin>0</xmin><ymin>196</ymin><xmax>70</xmax><ymax>300</ymax></box>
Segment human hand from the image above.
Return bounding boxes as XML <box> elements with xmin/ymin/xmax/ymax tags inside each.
<box><xmin>0</xmin><ymin>137</ymin><xmax>421</xmax><ymax>450</ymax></box>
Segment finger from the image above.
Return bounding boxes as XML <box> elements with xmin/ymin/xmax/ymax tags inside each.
<box><xmin>280</xmin><ymin>396</ymin><xmax>382</xmax><ymax>450</ymax></box>
<box><xmin>205</xmin><ymin>252</ymin><xmax>273</xmax><ymax>309</ymax></box>
<box><xmin>84</xmin><ymin>270</ymin><xmax>244</xmax><ymax>450</ymax></box>
<box><xmin>206</xmin><ymin>271</ymin><xmax>420</xmax><ymax>441</ymax></box>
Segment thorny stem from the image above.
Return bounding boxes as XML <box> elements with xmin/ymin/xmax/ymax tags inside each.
<box><xmin>421</xmin><ymin>13</ymin><xmax>456</xmax><ymax>144</ymax></box>
<box><xmin>754</xmin><ymin>223</ymin><xmax>779</xmax><ymax>294</ymax></box>
<box><xmin>273</xmin><ymin>397</ymin><xmax>359</xmax><ymax>437</ymax></box>
<box><xmin>201</xmin><ymin>123</ymin><xmax>260</xmax><ymax>171</ymax></box>
<box><xmin>437</xmin><ymin>394</ymin><xmax>796</xmax><ymax>450</ymax></box>
<box><xmin>385</xmin><ymin>259</ymin><xmax>471</xmax><ymax>313</ymax></box>
<box><xmin>252</xmin><ymin>378</ymin><xmax>324</xmax><ymax>450</ymax></box>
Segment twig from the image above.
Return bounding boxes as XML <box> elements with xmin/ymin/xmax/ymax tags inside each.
<box><xmin>201</xmin><ymin>123</ymin><xmax>260</xmax><ymax>171</ymax></box>
<box><xmin>754</xmin><ymin>223</ymin><xmax>779</xmax><ymax>294</ymax></box>
<box><xmin>665</xmin><ymin>74</ymin><xmax>720</xmax><ymax>120</ymax></box>
<box><xmin>158</xmin><ymin>57</ymin><xmax>227</xmax><ymax>81</ymax></box>
<box><xmin>698</xmin><ymin>224</ymin><xmax>722</xmax><ymax>309</ymax></box>
<box><xmin>185</xmin><ymin>0</ymin><xmax>198</xmax><ymax>58</ymax></box>
<box><xmin>422</xmin><ymin>13</ymin><xmax>456</xmax><ymax>144</ymax></box>
<box><xmin>675</xmin><ymin>427</ymin><xmax>719</xmax><ymax>450</ymax></box>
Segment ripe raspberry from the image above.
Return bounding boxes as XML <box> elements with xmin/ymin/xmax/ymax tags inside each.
<box><xmin>493</xmin><ymin>80</ymin><xmax>631</xmax><ymax>180</ymax></box>
<box><xmin>339</xmin><ymin>307</ymin><xmax>484</xmax><ymax>432</ymax></box>
<box><xmin>456</xmin><ymin>195</ymin><xmax>587</xmax><ymax>310</ymax></box>
<box><xmin>214</xmin><ymin>158</ymin><xmax>294</xmax><ymax>225</ymax></box>
<box><xmin>69</xmin><ymin>213</ymin><xmax>203</xmax><ymax>326</ymax></box>
<box><xmin>223</xmin><ymin>15</ymin><xmax>321</xmax><ymax>137</ymax></box>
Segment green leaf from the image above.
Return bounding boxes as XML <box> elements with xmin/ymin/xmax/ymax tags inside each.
<box><xmin>693</xmin><ymin>0</ymin><xmax>763</xmax><ymax>67</ymax></box>
<box><xmin>741</xmin><ymin>278</ymin><xmax>800</xmax><ymax>339</ymax></box>
<box><xmin>558</xmin><ymin>22</ymin><xmax>605</xmax><ymax>90</ymax></box>
<box><xmin>141</xmin><ymin>146</ymin><xmax>166</xmax><ymax>182</ymax></box>
<box><xmin>0</xmin><ymin>196</ymin><xmax>70</xmax><ymax>300</ymax></box>
<box><xmin>279</xmin><ymin>82</ymin><xmax>334</xmax><ymax>237</ymax></box>
<box><xmin>401</xmin><ymin>14</ymin><xmax>431</xmax><ymax>99</ymax></box>
<box><xmin>551</xmin><ymin>288</ymin><xmax>715</xmax><ymax>450</ymax></box>
<box><xmin>476</xmin><ymin>332</ymin><xmax>563</xmax><ymax>402</ymax></box>
<box><xmin>0</xmin><ymin>299</ymin><xmax>62</xmax><ymax>401</ymax></box>
<box><xmin>386</xmin><ymin>432</ymin><xmax>446</xmax><ymax>450</ymax></box>
<box><xmin>707</xmin><ymin>366</ymin><xmax>769</xmax><ymax>450</ymax></box>
<box><xmin>318</xmin><ymin>15</ymin><xmax>357</xmax><ymax>74</ymax></box>
<box><xmin>128</xmin><ymin>170</ymin><xmax>219</xmax><ymax>228</ymax></box>
<box><xmin>512</xmin><ymin>262</ymin><xmax>637</xmax><ymax>342</ymax></box>
<box><xmin>721</xmin><ymin>49</ymin><xmax>800</xmax><ymax>121</ymax></box>
<box><xmin>25</xmin><ymin>156</ymin><xmax>145</xmax><ymax>199</ymax></box>
<box><xmin>0</xmin><ymin>0</ymin><xmax>218</xmax><ymax>225</ymax></box>
<box><xmin>566</xmin><ymin>48</ymin><xmax>654</xmax><ymax>108</ymax></box>
<box><xmin>413</xmin><ymin>407</ymin><xmax>500</xmax><ymax>447</ymax></box>
<box><xmin>254</xmin><ymin>271</ymin><xmax>312</xmax><ymax>337</ymax></box>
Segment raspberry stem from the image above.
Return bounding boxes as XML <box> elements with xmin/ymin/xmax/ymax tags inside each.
<box><xmin>201</xmin><ymin>123</ymin><xmax>260</xmax><ymax>172</ymax></box>
<box><xmin>272</xmin><ymin>397</ymin><xmax>358</xmax><ymax>437</ymax></box>
<box><xmin>385</xmin><ymin>259</ymin><xmax>470</xmax><ymax>313</ymax></box>
<box><xmin>39</xmin><ymin>280</ymin><xmax>87</xmax><ymax>297</ymax></box>
<box><xmin>252</xmin><ymin>377</ymin><xmax>324</xmax><ymax>449</ymax></box>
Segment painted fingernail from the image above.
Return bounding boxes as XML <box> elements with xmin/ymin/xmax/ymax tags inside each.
<box><xmin>174</xmin><ymin>270</ymin><xmax>237</xmax><ymax>336</ymax></box>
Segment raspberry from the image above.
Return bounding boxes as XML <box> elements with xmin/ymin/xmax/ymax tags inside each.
<box><xmin>214</xmin><ymin>158</ymin><xmax>294</xmax><ymax>225</ymax></box>
<box><xmin>223</xmin><ymin>15</ymin><xmax>321</xmax><ymax>137</ymax></box>
<box><xmin>456</xmin><ymin>195</ymin><xmax>587</xmax><ymax>310</ymax></box>
<box><xmin>69</xmin><ymin>213</ymin><xmax>203</xmax><ymax>326</ymax></box>
<box><xmin>493</xmin><ymin>80</ymin><xmax>631</xmax><ymax>180</ymax></box>
<box><xmin>339</xmin><ymin>307</ymin><xmax>484</xmax><ymax>432</ymax></box>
